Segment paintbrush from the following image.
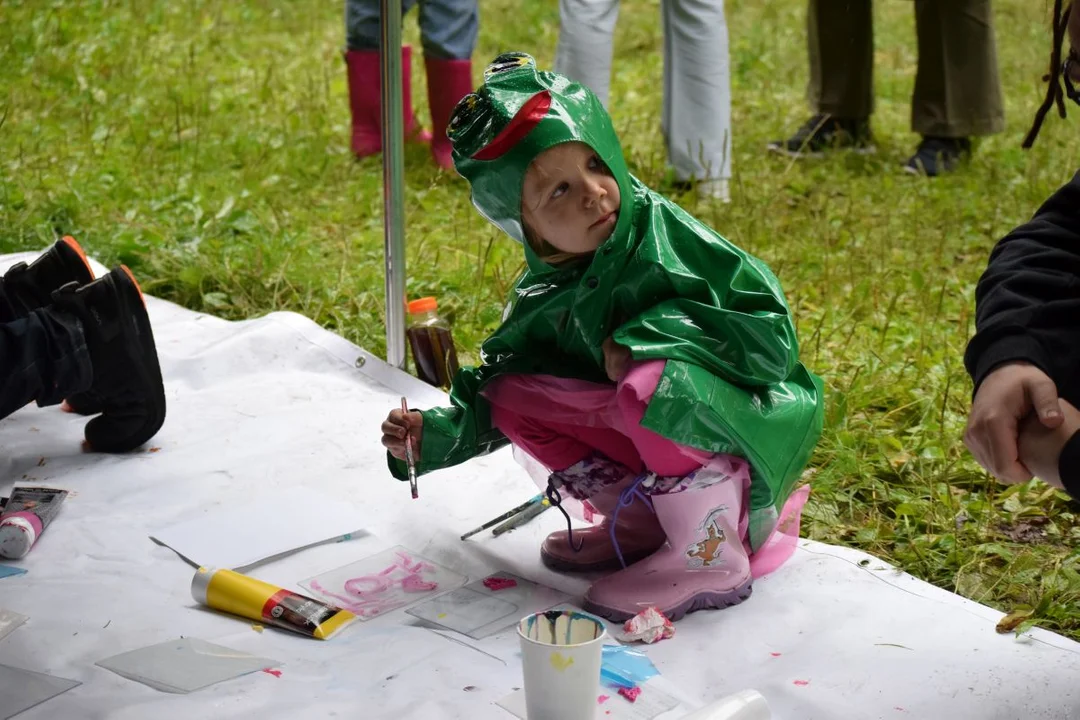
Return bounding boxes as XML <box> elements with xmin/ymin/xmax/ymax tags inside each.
<box><xmin>401</xmin><ymin>397</ymin><xmax>418</xmax><ymax>500</ymax></box>
<box><xmin>459</xmin><ymin>494</ymin><xmax>543</xmax><ymax>541</ymax></box>
<box><xmin>492</xmin><ymin>498</ymin><xmax>551</xmax><ymax>537</ymax></box>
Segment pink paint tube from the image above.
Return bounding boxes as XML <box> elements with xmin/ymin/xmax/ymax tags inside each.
<box><xmin>0</xmin><ymin>487</ymin><xmax>68</xmax><ymax>559</ymax></box>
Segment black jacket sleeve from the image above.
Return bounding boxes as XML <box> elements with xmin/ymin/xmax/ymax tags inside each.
<box><xmin>964</xmin><ymin>171</ymin><xmax>1080</xmax><ymax>403</ymax></box>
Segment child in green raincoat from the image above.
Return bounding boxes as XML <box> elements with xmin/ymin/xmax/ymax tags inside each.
<box><xmin>382</xmin><ymin>53</ymin><xmax>824</xmax><ymax>623</ymax></box>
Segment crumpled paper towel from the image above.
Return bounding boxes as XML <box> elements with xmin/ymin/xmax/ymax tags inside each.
<box><xmin>620</xmin><ymin>607</ymin><xmax>675</xmax><ymax>644</ymax></box>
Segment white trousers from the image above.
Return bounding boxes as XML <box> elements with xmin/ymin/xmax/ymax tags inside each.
<box><xmin>555</xmin><ymin>0</ymin><xmax>732</xmax><ymax>182</ymax></box>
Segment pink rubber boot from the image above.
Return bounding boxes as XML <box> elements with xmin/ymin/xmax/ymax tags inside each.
<box><xmin>345</xmin><ymin>46</ymin><xmax>431</xmax><ymax>158</ymax></box>
<box><xmin>424</xmin><ymin>56</ymin><xmax>474</xmax><ymax>170</ymax></box>
<box><xmin>583</xmin><ymin>477</ymin><xmax>752</xmax><ymax>622</ymax></box>
<box><xmin>541</xmin><ymin>473</ymin><xmax>666</xmax><ymax>573</ymax></box>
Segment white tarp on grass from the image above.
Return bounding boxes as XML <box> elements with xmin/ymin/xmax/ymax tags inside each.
<box><xmin>0</xmin><ymin>250</ymin><xmax>1078</xmax><ymax>719</ymax></box>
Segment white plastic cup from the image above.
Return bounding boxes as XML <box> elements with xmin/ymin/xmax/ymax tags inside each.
<box><xmin>517</xmin><ymin>610</ymin><xmax>607</xmax><ymax>720</ymax></box>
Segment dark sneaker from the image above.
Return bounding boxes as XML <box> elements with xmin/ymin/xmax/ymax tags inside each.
<box><xmin>2</xmin><ymin>236</ymin><xmax>95</xmax><ymax>317</ymax></box>
<box><xmin>767</xmin><ymin>114</ymin><xmax>875</xmax><ymax>157</ymax></box>
<box><xmin>903</xmin><ymin>136</ymin><xmax>971</xmax><ymax>177</ymax></box>
<box><xmin>51</xmin><ymin>266</ymin><xmax>166</xmax><ymax>452</ymax></box>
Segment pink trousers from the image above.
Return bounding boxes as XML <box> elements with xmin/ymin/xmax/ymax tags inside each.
<box><xmin>481</xmin><ymin>360</ymin><xmax>808</xmax><ymax>579</ymax></box>
<box><xmin>483</xmin><ymin>361</ymin><xmax>712</xmax><ymax>477</ymax></box>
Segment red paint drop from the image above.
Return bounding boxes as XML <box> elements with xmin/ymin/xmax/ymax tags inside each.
<box><xmin>793</xmin><ymin>680</ymin><xmax>810</xmax><ymax>687</ymax></box>
<box><xmin>262</xmin><ymin>669</ymin><xmax>282</xmax><ymax>678</ymax></box>
<box><xmin>770</xmin><ymin>652</ymin><xmax>782</xmax><ymax>657</ymax></box>
<box><xmin>483</xmin><ymin>576</ymin><xmax>519</xmax><ymax>591</ymax></box>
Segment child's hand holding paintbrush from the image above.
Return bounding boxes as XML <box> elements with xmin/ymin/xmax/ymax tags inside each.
<box><xmin>382</xmin><ymin>406</ymin><xmax>424</xmax><ymax>497</ymax></box>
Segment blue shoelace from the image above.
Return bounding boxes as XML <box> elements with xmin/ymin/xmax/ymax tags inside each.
<box><xmin>545</xmin><ymin>472</ymin><xmax>655</xmax><ymax>566</ymax></box>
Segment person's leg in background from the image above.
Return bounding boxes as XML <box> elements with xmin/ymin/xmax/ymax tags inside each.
<box><xmin>662</xmin><ymin>0</ymin><xmax>733</xmax><ymax>202</ymax></box>
<box><xmin>554</xmin><ymin>0</ymin><xmax>620</xmax><ymax>109</ymax></box>
<box><xmin>768</xmin><ymin>0</ymin><xmax>875</xmax><ymax>157</ymax></box>
<box><xmin>906</xmin><ymin>0</ymin><xmax>1004</xmax><ymax>176</ymax></box>
<box><xmin>417</xmin><ymin>0</ymin><xmax>478</xmax><ymax>169</ymax></box>
<box><xmin>344</xmin><ymin>0</ymin><xmax>431</xmax><ymax>159</ymax></box>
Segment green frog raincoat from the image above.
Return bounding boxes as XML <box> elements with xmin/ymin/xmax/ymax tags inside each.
<box><xmin>389</xmin><ymin>53</ymin><xmax>824</xmax><ymax>549</ymax></box>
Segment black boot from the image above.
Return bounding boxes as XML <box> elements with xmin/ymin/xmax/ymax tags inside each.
<box><xmin>2</xmin><ymin>236</ymin><xmax>95</xmax><ymax>318</ymax></box>
<box><xmin>50</xmin><ymin>266</ymin><xmax>166</xmax><ymax>453</ymax></box>
<box><xmin>767</xmin><ymin>114</ymin><xmax>875</xmax><ymax>158</ymax></box>
<box><xmin>903</xmin><ymin>136</ymin><xmax>971</xmax><ymax>177</ymax></box>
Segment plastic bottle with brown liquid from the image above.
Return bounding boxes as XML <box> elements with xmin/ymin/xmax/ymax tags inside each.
<box><xmin>405</xmin><ymin>297</ymin><xmax>460</xmax><ymax>390</ymax></box>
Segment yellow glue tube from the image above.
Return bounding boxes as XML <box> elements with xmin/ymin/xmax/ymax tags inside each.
<box><xmin>191</xmin><ymin>567</ymin><xmax>356</xmax><ymax>640</ymax></box>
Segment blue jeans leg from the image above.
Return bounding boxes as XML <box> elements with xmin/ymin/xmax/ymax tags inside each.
<box><xmin>345</xmin><ymin>0</ymin><xmax>477</xmax><ymax>59</ymax></box>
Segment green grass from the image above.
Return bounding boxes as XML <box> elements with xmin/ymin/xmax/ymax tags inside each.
<box><xmin>3</xmin><ymin>0</ymin><xmax>1080</xmax><ymax>637</ymax></box>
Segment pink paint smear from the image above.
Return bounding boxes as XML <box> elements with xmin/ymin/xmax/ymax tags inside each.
<box><xmin>770</xmin><ymin>652</ymin><xmax>782</xmax><ymax>657</ymax></box>
<box><xmin>793</xmin><ymin>680</ymin><xmax>810</xmax><ymax>687</ymax></box>
<box><xmin>482</xmin><ymin>576</ymin><xmax>518</xmax><ymax>591</ymax></box>
<box><xmin>597</xmin><ymin>695</ymin><xmax>610</xmax><ymax>704</ymax></box>
<box><xmin>262</xmin><ymin>669</ymin><xmax>282</xmax><ymax>678</ymax></box>
<box><xmin>309</xmin><ymin>551</ymin><xmax>439</xmax><ymax>618</ymax></box>
<box><xmin>618</xmin><ymin>686</ymin><xmax>642</xmax><ymax>703</ymax></box>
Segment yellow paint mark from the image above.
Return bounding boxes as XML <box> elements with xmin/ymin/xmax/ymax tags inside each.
<box><xmin>549</xmin><ymin>652</ymin><xmax>575</xmax><ymax>671</ymax></box>
<box><xmin>437</xmin><ymin>613</ymin><xmax>448</xmax><ymax>619</ymax></box>
<box><xmin>251</xmin><ymin>624</ymin><xmax>265</xmax><ymax>633</ymax></box>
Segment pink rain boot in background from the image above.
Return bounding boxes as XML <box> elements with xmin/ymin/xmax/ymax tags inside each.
<box><xmin>424</xmin><ymin>56</ymin><xmax>474</xmax><ymax>169</ymax></box>
<box><xmin>345</xmin><ymin>45</ymin><xmax>431</xmax><ymax>158</ymax></box>
<box><xmin>541</xmin><ymin>469</ymin><xmax>666</xmax><ymax>573</ymax></box>
<box><xmin>583</xmin><ymin>477</ymin><xmax>752</xmax><ymax>622</ymax></box>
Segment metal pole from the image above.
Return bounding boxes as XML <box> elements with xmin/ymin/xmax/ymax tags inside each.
<box><xmin>380</xmin><ymin>0</ymin><xmax>407</xmax><ymax>369</ymax></box>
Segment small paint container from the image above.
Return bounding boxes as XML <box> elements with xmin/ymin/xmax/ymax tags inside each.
<box><xmin>517</xmin><ymin>610</ymin><xmax>607</xmax><ymax>720</ymax></box>
<box><xmin>0</xmin><ymin>487</ymin><xmax>67</xmax><ymax>560</ymax></box>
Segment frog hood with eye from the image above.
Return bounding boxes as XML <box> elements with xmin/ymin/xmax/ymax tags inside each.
<box><xmin>448</xmin><ymin>52</ymin><xmax>633</xmax><ymax>275</ymax></box>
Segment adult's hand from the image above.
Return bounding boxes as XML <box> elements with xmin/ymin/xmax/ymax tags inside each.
<box><xmin>1017</xmin><ymin>399</ymin><xmax>1080</xmax><ymax>491</ymax></box>
<box><xmin>964</xmin><ymin>362</ymin><xmax>1063</xmax><ymax>483</ymax></box>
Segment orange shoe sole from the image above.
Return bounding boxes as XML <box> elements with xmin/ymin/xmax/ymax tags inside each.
<box><xmin>118</xmin><ymin>264</ymin><xmax>146</xmax><ymax>307</ymax></box>
<box><xmin>60</xmin><ymin>235</ymin><xmax>95</xmax><ymax>281</ymax></box>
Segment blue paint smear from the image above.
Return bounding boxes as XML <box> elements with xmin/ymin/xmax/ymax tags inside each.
<box><xmin>601</xmin><ymin>645</ymin><xmax>659</xmax><ymax>689</ymax></box>
<box><xmin>0</xmin><ymin>565</ymin><xmax>27</xmax><ymax>580</ymax></box>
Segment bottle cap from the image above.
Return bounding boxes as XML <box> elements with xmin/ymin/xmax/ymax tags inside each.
<box><xmin>191</xmin><ymin>566</ymin><xmax>218</xmax><ymax>605</ymax></box>
<box><xmin>0</xmin><ymin>517</ymin><xmax>36</xmax><ymax>560</ymax></box>
<box><xmin>407</xmin><ymin>297</ymin><xmax>438</xmax><ymax>314</ymax></box>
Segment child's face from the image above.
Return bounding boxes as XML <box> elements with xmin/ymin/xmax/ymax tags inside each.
<box><xmin>521</xmin><ymin>142</ymin><xmax>621</xmax><ymax>255</ymax></box>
